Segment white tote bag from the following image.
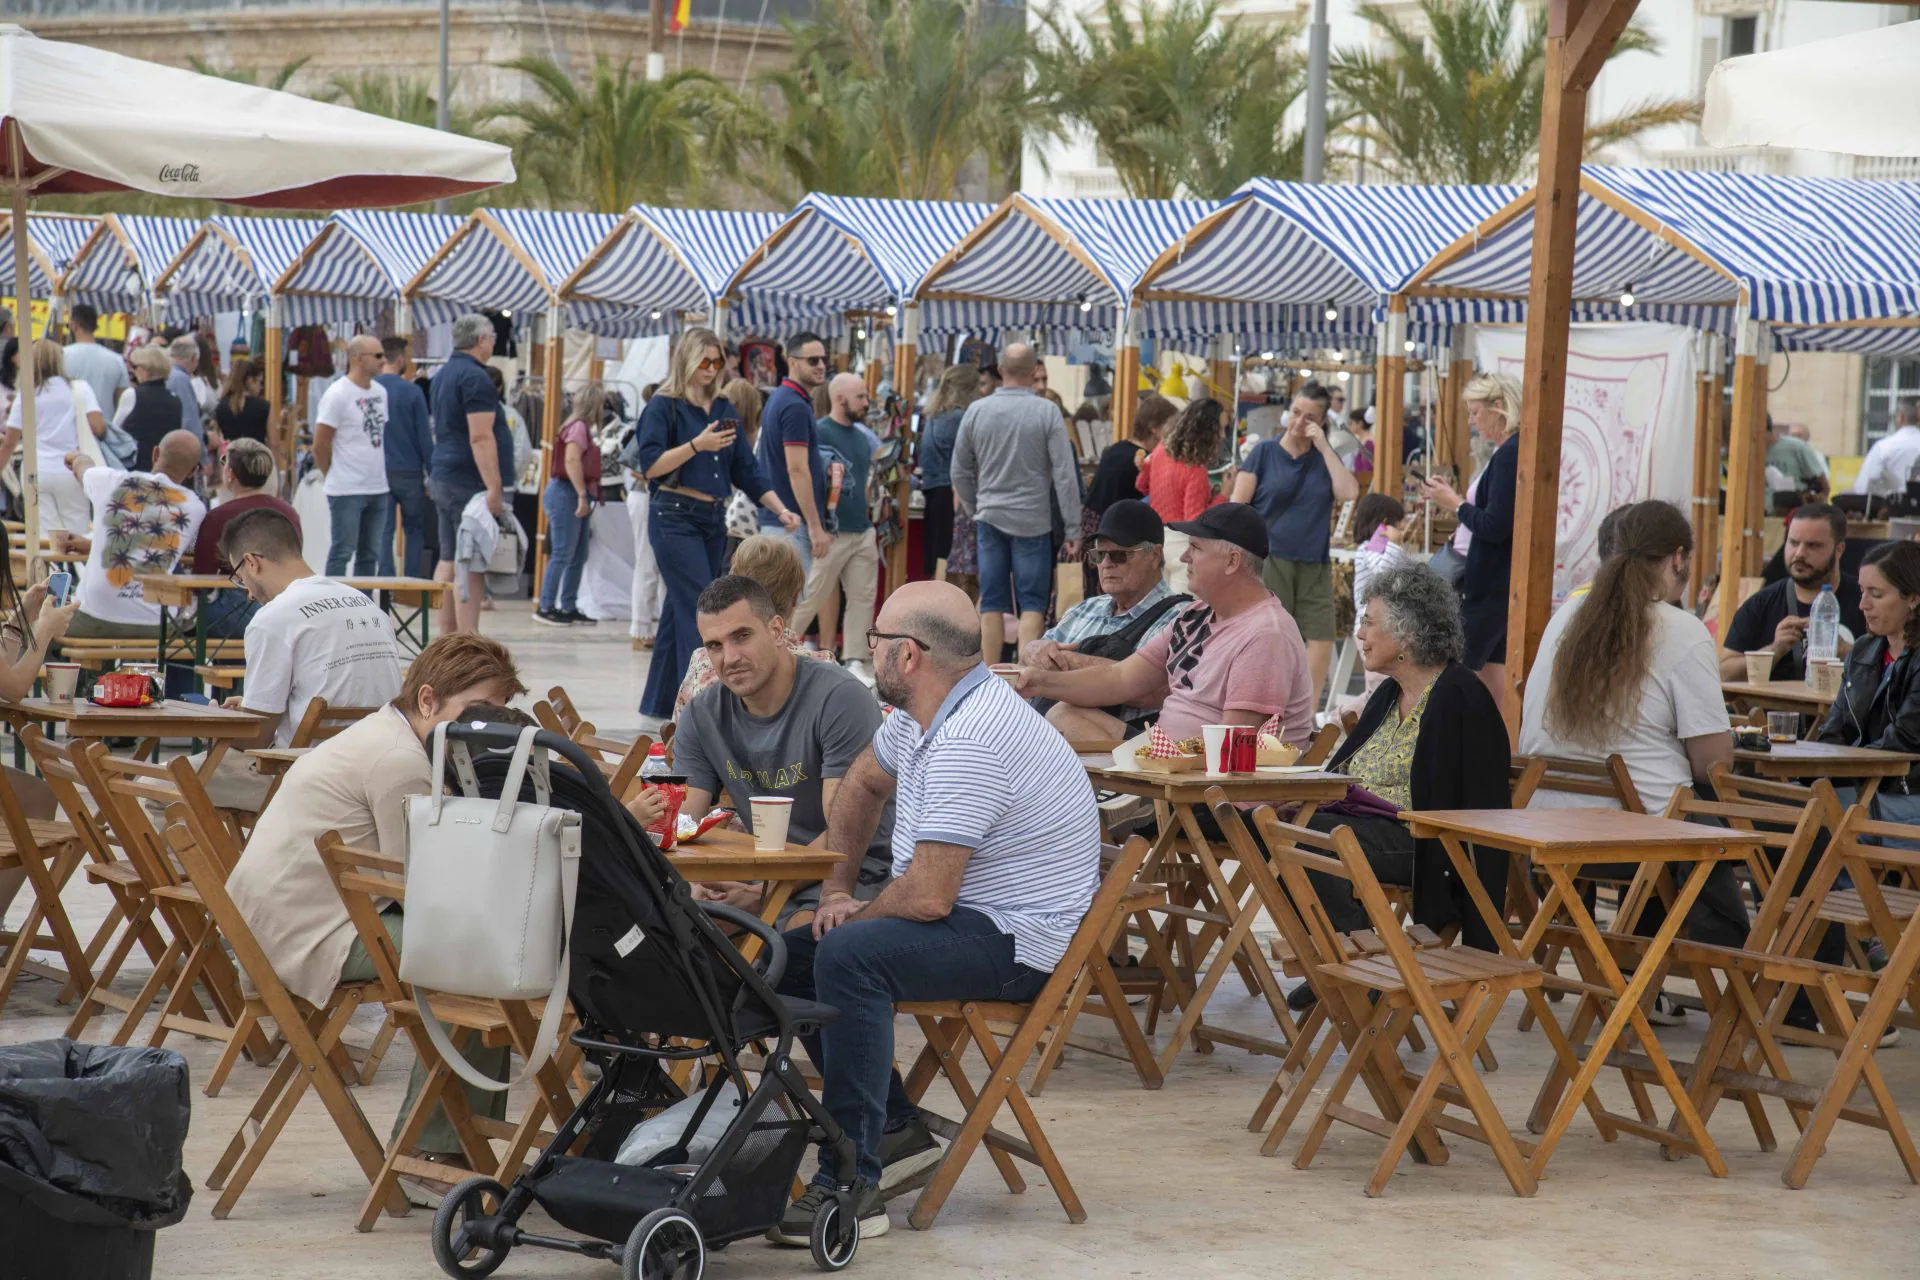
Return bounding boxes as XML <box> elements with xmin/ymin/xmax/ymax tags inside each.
<box><xmin>401</xmin><ymin>724</ymin><xmax>582</xmax><ymax>1092</ymax></box>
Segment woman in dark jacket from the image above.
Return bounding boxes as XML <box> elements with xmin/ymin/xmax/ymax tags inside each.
<box><xmin>120</xmin><ymin>343</ymin><xmax>184</xmax><ymax>472</ymax></box>
<box><xmin>1816</xmin><ymin>539</ymin><xmax>1920</xmax><ymax>814</ymax></box>
<box><xmin>1418</xmin><ymin>372</ymin><xmax>1520</xmax><ymax>713</ymax></box>
<box><xmin>1312</xmin><ymin>561</ymin><xmax>1512</xmax><ymax>955</ymax></box>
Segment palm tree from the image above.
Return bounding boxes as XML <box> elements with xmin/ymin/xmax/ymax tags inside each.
<box><xmin>1035</xmin><ymin>0</ymin><xmax>1309</xmax><ymax>200</ymax></box>
<box><xmin>757</xmin><ymin>0</ymin><xmax>1052</xmax><ymax>201</ymax></box>
<box><xmin>486</xmin><ymin>56</ymin><xmax>762</xmax><ymax>212</ymax></box>
<box><xmin>186</xmin><ymin>55</ymin><xmax>312</xmax><ymax>92</ymax></box>
<box><xmin>1331</xmin><ymin>0</ymin><xmax>1699</xmax><ymax>185</ymax></box>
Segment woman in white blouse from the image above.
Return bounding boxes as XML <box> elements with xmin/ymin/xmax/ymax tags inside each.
<box><xmin>0</xmin><ymin>340</ymin><xmax>107</xmax><ymax>533</ymax></box>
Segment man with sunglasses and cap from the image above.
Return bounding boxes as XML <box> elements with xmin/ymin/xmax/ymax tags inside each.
<box><xmin>1022</xmin><ymin>499</ymin><xmax>1188</xmax><ymax>739</ymax></box>
<box><xmin>1018</xmin><ymin>502</ymin><xmax>1315</xmax><ymax>748</ymax></box>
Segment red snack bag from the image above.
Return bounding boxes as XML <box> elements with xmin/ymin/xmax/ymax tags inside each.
<box><xmin>92</xmin><ymin>671</ymin><xmax>155</xmax><ymax>707</ymax></box>
<box><xmin>640</xmin><ymin>777</ymin><xmax>687</xmax><ymax>850</ymax></box>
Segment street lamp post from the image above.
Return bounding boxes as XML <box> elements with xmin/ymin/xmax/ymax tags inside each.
<box><xmin>435</xmin><ymin>0</ymin><xmax>450</xmax><ymax>213</ymax></box>
<box><xmin>1302</xmin><ymin>0</ymin><xmax>1330</xmax><ymax>183</ymax></box>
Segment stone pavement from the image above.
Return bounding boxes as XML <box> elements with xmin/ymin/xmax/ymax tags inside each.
<box><xmin>0</xmin><ymin>607</ymin><xmax>1912</xmax><ymax>1279</ymax></box>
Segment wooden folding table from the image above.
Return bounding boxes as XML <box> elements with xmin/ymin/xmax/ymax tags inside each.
<box><xmin>1402</xmin><ymin>807</ymin><xmax>1764</xmax><ymax>1179</ymax></box>
<box><xmin>1734</xmin><ymin>740</ymin><xmax>1918</xmax><ymax>807</ymax></box>
<box><xmin>667</xmin><ymin>828</ymin><xmax>842</xmax><ymax>932</ymax></box>
<box><xmin>1</xmin><ymin>697</ymin><xmax>269</xmax><ymax>773</ymax></box>
<box><xmin>1083</xmin><ymin>760</ymin><xmax>1350</xmax><ymax>1078</ymax></box>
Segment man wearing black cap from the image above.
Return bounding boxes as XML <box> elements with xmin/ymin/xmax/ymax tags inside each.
<box><xmin>1023</xmin><ymin>500</ymin><xmax>1190</xmax><ymax>739</ymax></box>
<box><xmin>1019</xmin><ymin>502</ymin><xmax>1315</xmax><ymax>746</ymax></box>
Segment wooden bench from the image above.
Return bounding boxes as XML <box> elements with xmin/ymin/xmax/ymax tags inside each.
<box><xmin>55</xmin><ymin>637</ymin><xmax>247</xmax><ymax>671</ymax></box>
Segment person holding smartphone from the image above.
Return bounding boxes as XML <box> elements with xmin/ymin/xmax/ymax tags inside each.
<box><xmin>0</xmin><ymin>526</ymin><xmax>80</xmax><ymax>701</ymax></box>
<box><xmin>632</xmin><ymin>328</ymin><xmax>802</xmax><ymax>724</ymax></box>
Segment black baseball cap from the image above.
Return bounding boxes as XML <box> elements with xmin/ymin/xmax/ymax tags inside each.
<box><xmin>1094</xmin><ymin>499</ymin><xmax>1163</xmax><ymax>547</ymax></box>
<box><xmin>1168</xmin><ymin>502</ymin><xmax>1269</xmax><ymax>560</ymax></box>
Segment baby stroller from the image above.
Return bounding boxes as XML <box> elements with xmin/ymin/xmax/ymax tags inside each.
<box><xmin>426</xmin><ymin>724</ymin><xmax>864</xmax><ymax>1280</ymax></box>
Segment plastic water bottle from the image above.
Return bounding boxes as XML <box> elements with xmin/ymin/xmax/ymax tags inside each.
<box><xmin>1808</xmin><ymin>584</ymin><xmax>1841</xmax><ymax>667</ymax></box>
<box><xmin>641</xmin><ymin>743</ymin><xmax>671</xmax><ymax>779</ymax></box>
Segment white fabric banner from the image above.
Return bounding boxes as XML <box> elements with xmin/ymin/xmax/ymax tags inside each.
<box><xmin>577</xmin><ymin>502</ymin><xmax>635</xmax><ymax>622</ymax></box>
<box><xmin>1475</xmin><ymin>323</ymin><xmax>1698</xmax><ymax>600</ymax></box>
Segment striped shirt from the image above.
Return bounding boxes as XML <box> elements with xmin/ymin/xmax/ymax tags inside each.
<box><xmin>872</xmin><ymin>664</ymin><xmax>1102</xmax><ymax>970</ymax></box>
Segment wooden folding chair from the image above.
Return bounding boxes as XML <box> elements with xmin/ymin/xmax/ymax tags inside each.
<box><xmin>157</xmin><ymin>807</ymin><xmax>412</xmax><ymax>1221</ymax></box>
<box><xmin>22</xmin><ymin>728</ymin><xmax>173</xmax><ymax>1038</ymax></box>
<box><xmin>65</xmin><ymin>741</ymin><xmax>271</xmax><ymax>1088</ymax></box>
<box><xmin>1297</xmin><ymin>722</ymin><xmax>1340</xmax><ymax>768</ymax></box>
<box><xmin>566</xmin><ymin>723</ymin><xmax>653</xmax><ymax>803</ymax></box>
<box><xmin>315</xmin><ymin>830</ymin><xmax>581</xmax><ymax>1230</ymax></box>
<box><xmin>0</xmin><ymin>763</ymin><xmax>91</xmax><ymax>1011</ymax></box>
<box><xmin>1024</xmin><ymin>842</ymin><xmax>1169</xmax><ymax>1093</ymax></box>
<box><xmin>536</xmin><ymin>685</ymin><xmax>584</xmax><ymax>737</ymax></box>
<box><xmin>1256</xmin><ymin>809</ymin><xmax>1543</xmax><ymax>1197</ymax></box>
<box><xmin>893</xmin><ymin>836</ymin><xmax>1152</xmax><ymax>1230</ymax></box>
<box><xmin>287</xmin><ymin>698</ymin><xmax>382</xmax><ymax>748</ymax></box>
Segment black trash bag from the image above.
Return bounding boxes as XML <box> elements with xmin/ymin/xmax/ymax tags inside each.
<box><xmin>0</xmin><ymin>1039</ymin><xmax>192</xmax><ymax>1229</ymax></box>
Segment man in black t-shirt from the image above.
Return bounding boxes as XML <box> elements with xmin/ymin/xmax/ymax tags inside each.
<box><xmin>1719</xmin><ymin>503</ymin><xmax>1865</xmax><ymax>682</ymax></box>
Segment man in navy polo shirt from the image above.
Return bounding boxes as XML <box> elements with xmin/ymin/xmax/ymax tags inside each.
<box><xmin>429</xmin><ymin>312</ymin><xmax>509</xmax><ymax>634</ymax></box>
<box><xmin>378</xmin><ymin>336</ymin><xmax>435</xmax><ymax>579</ymax></box>
<box><xmin>757</xmin><ymin>330</ymin><xmax>833</xmax><ymax>571</ymax></box>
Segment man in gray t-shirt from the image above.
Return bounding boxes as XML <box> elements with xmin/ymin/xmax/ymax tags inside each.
<box><xmin>670</xmin><ymin>576</ymin><xmax>894</xmax><ymax>915</ymax></box>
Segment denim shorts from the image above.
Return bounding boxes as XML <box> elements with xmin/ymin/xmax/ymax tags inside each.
<box><xmin>432</xmin><ymin>479</ymin><xmax>483</xmax><ymax>557</ymax></box>
<box><xmin>976</xmin><ymin>521</ymin><xmax>1053</xmax><ymax>614</ymax></box>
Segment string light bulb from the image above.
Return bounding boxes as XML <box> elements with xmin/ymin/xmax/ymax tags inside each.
<box><xmin>1076</xmin><ymin>292</ymin><xmax>1092</xmax><ymax>314</ymax></box>
<box><xmin>1619</xmin><ymin>282</ymin><xmax>1636</xmax><ymax>309</ymax></box>
<box><xmin>884</xmin><ymin>304</ymin><xmax>897</xmax><ymax>316</ymax></box>
<box><xmin>1323</xmin><ymin>299</ymin><xmax>1339</xmax><ymax>323</ymax></box>
<box><xmin>1404</xmin><ymin>339</ymin><xmax>1416</xmax><ymax>354</ymax></box>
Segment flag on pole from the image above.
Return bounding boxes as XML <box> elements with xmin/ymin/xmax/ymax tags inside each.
<box><xmin>669</xmin><ymin>0</ymin><xmax>692</xmax><ymax>32</ymax></box>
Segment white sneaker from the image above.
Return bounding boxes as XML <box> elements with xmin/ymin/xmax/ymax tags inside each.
<box><xmin>844</xmin><ymin>660</ymin><xmax>876</xmax><ymax>688</ymax></box>
<box><xmin>1646</xmin><ymin>992</ymin><xmax>1686</xmax><ymax>1026</ymax></box>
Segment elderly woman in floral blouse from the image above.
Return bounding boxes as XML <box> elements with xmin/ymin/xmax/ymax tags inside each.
<box><xmin>1305</xmin><ymin>563</ymin><xmax>1512</xmax><ymax>960</ymax></box>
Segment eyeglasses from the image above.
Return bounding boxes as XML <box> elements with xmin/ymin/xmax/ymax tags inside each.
<box><xmin>696</xmin><ymin>356</ymin><xmax>726</xmax><ymax>372</ymax></box>
<box><xmin>1083</xmin><ymin>547</ymin><xmax>1141</xmax><ymax>565</ymax></box>
<box><xmin>793</xmin><ymin>354</ymin><xmax>828</xmax><ymax>366</ymax></box>
<box><xmin>226</xmin><ymin>552</ymin><xmax>256</xmax><ymax>589</ymax></box>
<box><xmin>866</xmin><ymin>629</ymin><xmax>929</xmax><ymax>652</ymax></box>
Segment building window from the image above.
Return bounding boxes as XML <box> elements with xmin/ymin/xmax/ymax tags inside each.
<box><xmin>1724</xmin><ymin>15</ymin><xmax>1758</xmax><ymax>58</ymax></box>
<box><xmin>1864</xmin><ymin>356</ymin><xmax>1920</xmax><ymax>445</ymax></box>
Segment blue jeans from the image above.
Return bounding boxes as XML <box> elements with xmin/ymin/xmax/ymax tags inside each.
<box><xmin>640</xmin><ymin>490</ymin><xmax>726</xmax><ymax>719</ymax></box>
<box><xmin>202</xmin><ymin>586</ymin><xmax>259</xmax><ymax>639</ymax></box>
<box><xmin>776</xmin><ymin>907</ymin><xmax>1049</xmax><ymax>1187</ymax></box>
<box><xmin>539</xmin><ymin>478</ymin><xmax>592</xmax><ymax>612</ymax></box>
<box><xmin>975</xmin><ymin>521</ymin><xmax>1053</xmax><ymax>614</ymax></box>
<box><xmin>759</xmin><ymin>512</ymin><xmax>814</xmax><ymax>574</ymax></box>
<box><xmin>387</xmin><ymin>469</ymin><xmax>432</xmax><ymax>578</ymax></box>
<box><xmin>327</xmin><ymin>492</ymin><xmax>393</xmax><ymax>577</ymax></box>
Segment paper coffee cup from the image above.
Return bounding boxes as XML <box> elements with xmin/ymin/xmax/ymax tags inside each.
<box><xmin>989</xmin><ymin>663</ymin><xmax>1022</xmax><ymax>687</ymax></box>
<box><xmin>1202</xmin><ymin>724</ymin><xmax>1232</xmax><ymax>774</ymax></box>
<box><xmin>1745</xmin><ymin>650</ymin><xmax>1774</xmax><ymax>685</ymax></box>
<box><xmin>750</xmin><ymin>796</ymin><xmax>794</xmax><ymax>851</ymax></box>
<box><xmin>43</xmin><ymin>661</ymin><xmax>79</xmax><ymax>703</ymax></box>
<box><xmin>1809</xmin><ymin>659</ymin><xmax>1844</xmax><ymax>698</ymax></box>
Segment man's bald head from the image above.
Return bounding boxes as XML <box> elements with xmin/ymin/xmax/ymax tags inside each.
<box><xmin>154</xmin><ymin>430</ymin><xmax>202</xmax><ymax>481</ymax></box>
<box><xmin>999</xmin><ymin>342</ymin><xmax>1037</xmax><ymax>385</ymax></box>
<box><xmin>828</xmin><ymin>371</ymin><xmax>869</xmax><ymax>422</ymax></box>
<box><xmin>877</xmin><ymin>580</ymin><xmax>981</xmax><ymax>670</ymax></box>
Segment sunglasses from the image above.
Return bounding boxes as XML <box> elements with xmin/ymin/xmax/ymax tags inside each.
<box><xmin>1083</xmin><ymin>547</ymin><xmax>1143</xmax><ymax>565</ymax></box>
<box><xmin>792</xmin><ymin>354</ymin><xmax>828</xmax><ymax>366</ymax></box>
<box><xmin>696</xmin><ymin>356</ymin><xmax>726</xmax><ymax>372</ymax></box>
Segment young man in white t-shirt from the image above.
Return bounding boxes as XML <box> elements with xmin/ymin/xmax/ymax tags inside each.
<box><xmin>63</xmin><ymin>431</ymin><xmax>207</xmax><ymax>638</ymax></box>
<box><xmin>314</xmin><ymin>335</ymin><xmax>392</xmax><ymax>578</ymax></box>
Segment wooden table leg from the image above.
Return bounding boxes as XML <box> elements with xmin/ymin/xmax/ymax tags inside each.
<box><xmin>1529</xmin><ymin>860</ymin><xmax>1729</xmax><ymax>1178</ymax></box>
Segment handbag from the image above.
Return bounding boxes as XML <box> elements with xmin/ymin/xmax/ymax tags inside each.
<box><xmin>401</xmin><ymin>724</ymin><xmax>582</xmax><ymax>1092</ymax></box>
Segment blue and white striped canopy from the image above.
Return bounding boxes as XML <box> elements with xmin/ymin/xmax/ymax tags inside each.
<box><xmin>156</xmin><ymin>215</ymin><xmax>324</xmax><ymax>323</ymax></box>
<box><xmin>406</xmin><ymin>208</ymin><xmax>622</xmax><ymax>330</ymax></box>
<box><xmin>917</xmin><ymin>194</ymin><xmax>1215</xmax><ymax>341</ymax></box>
<box><xmin>0</xmin><ymin>213</ymin><xmax>96</xmax><ymax>301</ymax></box>
<box><xmin>1140</xmin><ymin>179</ymin><xmax>1523</xmax><ymax>351</ymax></box>
<box><xmin>723</xmin><ymin>195</ymin><xmax>992</xmax><ymax>337</ymax></box>
<box><xmin>1409</xmin><ymin>167</ymin><xmax>1920</xmax><ymax>353</ymax></box>
<box><xmin>275</xmin><ymin>209</ymin><xmax>463</xmax><ymax>328</ymax></box>
<box><xmin>61</xmin><ymin>215</ymin><xmax>198</xmax><ymax>314</ymax></box>
<box><xmin>561</xmin><ymin>206</ymin><xmax>783</xmax><ymax>339</ymax></box>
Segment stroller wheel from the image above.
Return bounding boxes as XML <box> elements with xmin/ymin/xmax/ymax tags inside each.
<box><xmin>622</xmin><ymin>1207</ymin><xmax>705</xmax><ymax>1280</ymax></box>
<box><xmin>809</xmin><ymin>1195</ymin><xmax>860</xmax><ymax>1272</ymax></box>
<box><xmin>431</xmin><ymin>1177</ymin><xmax>511</xmax><ymax>1278</ymax></box>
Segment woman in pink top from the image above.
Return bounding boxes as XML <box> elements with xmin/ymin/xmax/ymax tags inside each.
<box><xmin>1137</xmin><ymin>397</ymin><xmax>1224</xmax><ymax>591</ymax></box>
<box><xmin>536</xmin><ymin>382</ymin><xmax>607</xmax><ymax>625</ymax></box>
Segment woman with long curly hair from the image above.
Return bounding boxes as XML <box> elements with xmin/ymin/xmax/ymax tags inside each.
<box><xmin>1137</xmin><ymin>396</ymin><xmax>1224</xmax><ymax>591</ymax></box>
<box><xmin>1519</xmin><ymin>500</ymin><xmax>1747</xmax><ymax>953</ymax></box>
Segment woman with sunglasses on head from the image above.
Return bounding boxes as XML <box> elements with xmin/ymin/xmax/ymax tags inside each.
<box><xmin>633</xmin><ymin>328</ymin><xmax>803</xmax><ymax>722</ymax></box>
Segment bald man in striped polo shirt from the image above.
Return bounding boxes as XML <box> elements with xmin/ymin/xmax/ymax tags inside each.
<box><xmin>766</xmin><ymin>581</ymin><xmax>1102</xmax><ymax>1247</ymax></box>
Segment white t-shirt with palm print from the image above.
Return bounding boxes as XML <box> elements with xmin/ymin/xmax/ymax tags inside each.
<box><xmin>77</xmin><ymin>466</ymin><xmax>206</xmax><ymax>626</ymax></box>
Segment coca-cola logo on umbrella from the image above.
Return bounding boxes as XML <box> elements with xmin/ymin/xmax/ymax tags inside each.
<box><xmin>157</xmin><ymin>163</ymin><xmax>202</xmax><ymax>184</ymax></box>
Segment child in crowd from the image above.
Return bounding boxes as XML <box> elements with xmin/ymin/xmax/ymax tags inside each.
<box><xmin>1348</xmin><ymin>491</ymin><xmax>1411</xmax><ymax>705</ymax></box>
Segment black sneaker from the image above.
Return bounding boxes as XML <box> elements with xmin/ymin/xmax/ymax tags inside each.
<box><xmin>767</xmin><ymin>1181</ymin><xmax>887</xmax><ymax>1246</ymax></box>
<box><xmin>1287</xmin><ymin>981</ymin><xmax>1319</xmax><ymax>1013</ymax></box>
<box><xmin>877</xmin><ymin>1116</ymin><xmax>942</xmax><ymax>1192</ymax></box>
<box><xmin>561</xmin><ymin>609</ymin><xmax>598</xmax><ymax>626</ymax></box>
<box><xmin>532</xmin><ymin>608</ymin><xmax>573</xmax><ymax>627</ymax></box>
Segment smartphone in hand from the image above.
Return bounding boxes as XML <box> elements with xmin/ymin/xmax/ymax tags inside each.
<box><xmin>45</xmin><ymin>571</ymin><xmax>72</xmax><ymax>606</ymax></box>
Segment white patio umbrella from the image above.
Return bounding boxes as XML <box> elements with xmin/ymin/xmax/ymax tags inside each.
<box><xmin>1702</xmin><ymin>20</ymin><xmax>1920</xmax><ymax>157</ymax></box>
<box><xmin>0</xmin><ymin>24</ymin><xmax>514</xmax><ymax>564</ymax></box>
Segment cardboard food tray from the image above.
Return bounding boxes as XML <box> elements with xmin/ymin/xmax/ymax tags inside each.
<box><xmin>1132</xmin><ymin>753</ymin><xmax>1205</xmax><ymax>774</ymax></box>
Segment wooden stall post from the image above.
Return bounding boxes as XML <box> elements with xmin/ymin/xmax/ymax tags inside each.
<box><xmin>1716</xmin><ymin>318</ymin><xmax>1769</xmax><ymax>638</ymax></box>
<box><xmin>1207</xmin><ymin>333</ymin><xmax>1237</xmax><ymax>410</ymax></box>
<box><xmin>532</xmin><ymin>305</ymin><xmax>566</xmax><ymax>599</ymax></box>
<box><xmin>1506</xmin><ymin>0</ymin><xmax>1641</xmax><ymax>733</ymax></box>
<box><xmin>1373</xmin><ymin>299</ymin><xmax>1407</xmax><ymax>497</ymax></box>
<box><xmin>885</xmin><ymin>303</ymin><xmax>920</xmax><ymax>598</ymax></box>
<box><xmin>1112</xmin><ymin>309</ymin><xmax>1142</xmax><ymax>445</ymax></box>
<box><xmin>1447</xmin><ymin>325</ymin><xmax>1476</xmax><ymax>484</ymax></box>
<box><xmin>263</xmin><ymin>296</ymin><xmax>287</xmax><ymax>488</ymax></box>
<box><xmin>710</xmin><ymin>299</ymin><xmax>729</xmax><ymax>344</ymax></box>
<box><xmin>1686</xmin><ymin>330</ymin><xmax>1721</xmax><ymax>611</ymax></box>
